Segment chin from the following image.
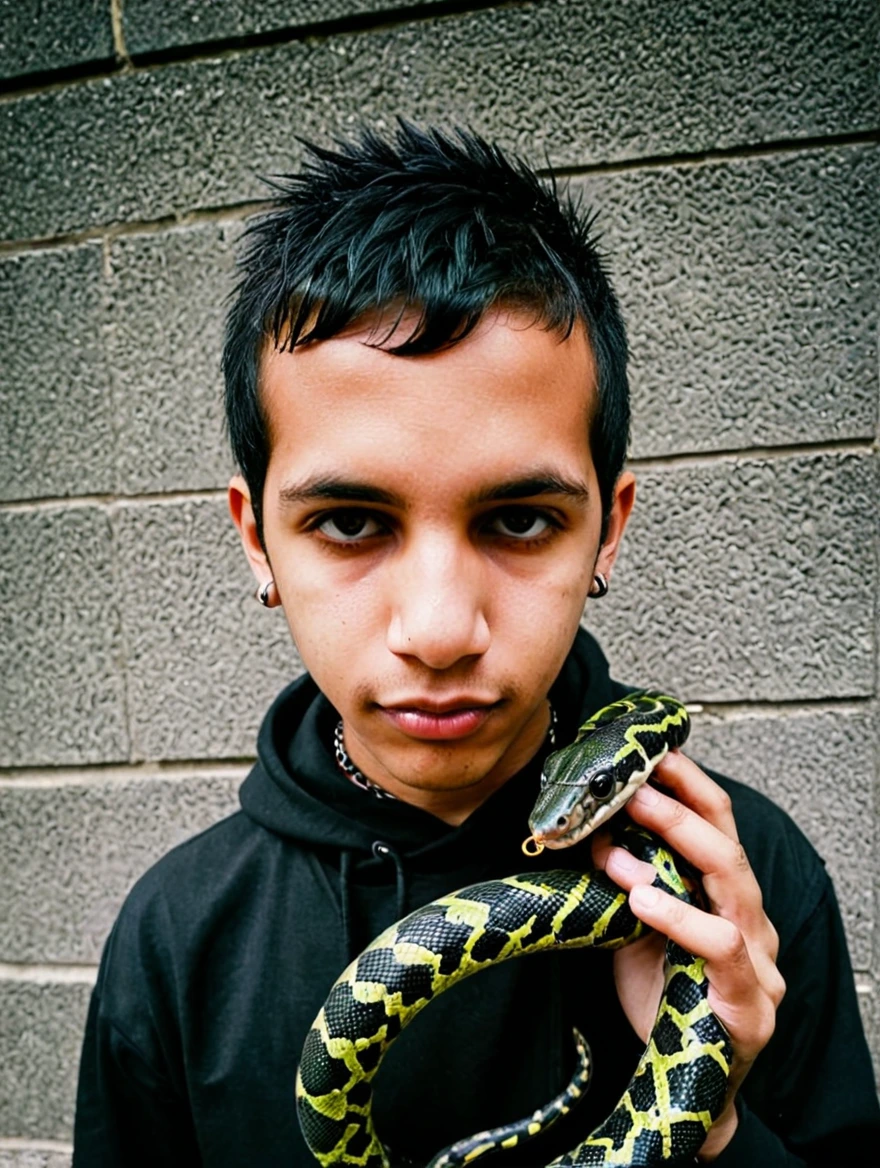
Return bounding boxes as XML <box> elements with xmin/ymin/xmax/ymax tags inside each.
<box><xmin>387</xmin><ymin>754</ymin><xmax>496</xmax><ymax>793</ymax></box>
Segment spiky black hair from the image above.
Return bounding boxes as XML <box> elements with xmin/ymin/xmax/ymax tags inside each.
<box><xmin>223</xmin><ymin>121</ymin><xmax>629</xmax><ymax>544</ymax></box>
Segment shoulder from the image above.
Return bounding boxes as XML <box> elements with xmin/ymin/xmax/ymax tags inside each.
<box><xmin>100</xmin><ymin>809</ymin><xmax>285</xmax><ymax>985</ymax></box>
<box><xmin>122</xmin><ymin>809</ymin><xmax>259</xmax><ymax>913</ymax></box>
<box><xmin>702</xmin><ymin>766</ymin><xmax>830</xmax><ymax>955</ymax></box>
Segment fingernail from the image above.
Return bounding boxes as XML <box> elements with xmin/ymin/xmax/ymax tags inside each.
<box><xmin>633</xmin><ymin>784</ymin><xmax>659</xmax><ymax>805</ymax></box>
<box><xmin>610</xmin><ymin>847</ymin><xmax>637</xmax><ymax>872</ymax></box>
<box><xmin>631</xmin><ymin>883</ymin><xmax>660</xmax><ymax>908</ymax></box>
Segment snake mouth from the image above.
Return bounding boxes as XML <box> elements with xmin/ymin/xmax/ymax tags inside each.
<box><xmin>533</xmin><ymin>820</ymin><xmax>594</xmax><ymax>850</ymax></box>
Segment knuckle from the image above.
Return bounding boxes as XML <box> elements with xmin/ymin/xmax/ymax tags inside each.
<box><xmin>664</xmin><ymin>797</ymin><xmax>688</xmax><ymax>828</ymax></box>
<box><xmin>769</xmin><ymin>970</ymin><xmax>787</xmax><ymax>1007</ymax></box>
<box><xmin>713</xmin><ymin>787</ymin><xmax>733</xmax><ymax>818</ymax></box>
<box><xmin>719</xmin><ymin>921</ymin><xmax>746</xmax><ymax>964</ymax></box>
<box><xmin>765</xmin><ymin>920</ymin><xmax>780</xmax><ymax>961</ymax></box>
<box><xmin>731</xmin><ymin>842</ymin><xmax>751</xmax><ymax>873</ymax></box>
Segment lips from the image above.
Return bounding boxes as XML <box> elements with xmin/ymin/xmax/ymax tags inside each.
<box><xmin>379</xmin><ymin>698</ymin><xmax>500</xmax><ymax>741</ymax></box>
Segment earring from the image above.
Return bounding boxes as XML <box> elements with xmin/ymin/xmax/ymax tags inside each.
<box><xmin>256</xmin><ymin>579</ymin><xmax>275</xmax><ymax>607</ymax></box>
<box><xmin>589</xmin><ymin>573</ymin><xmax>609</xmax><ymax>598</ymax></box>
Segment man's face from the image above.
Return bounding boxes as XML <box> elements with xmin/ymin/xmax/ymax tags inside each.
<box><xmin>231</xmin><ymin>308</ymin><xmax>633</xmax><ymax>820</ymax></box>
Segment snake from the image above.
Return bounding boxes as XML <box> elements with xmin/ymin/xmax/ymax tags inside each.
<box><xmin>297</xmin><ymin>692</ymin><xmax>734</xmax><ymax>1167</ymax></box>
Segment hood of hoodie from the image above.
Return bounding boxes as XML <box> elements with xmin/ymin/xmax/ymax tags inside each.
<box><xmin>239</xmin><ymin>626</ymin><xmax>618</xmax><ymax>875</ymax></box>
<box><xmin>233</xmin><ymin>630</ymin><xmax>649</xmax><ymax>1163</ymax></box>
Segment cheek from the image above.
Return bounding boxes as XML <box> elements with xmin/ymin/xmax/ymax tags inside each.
<box><xmin>279</xmin><ymin>574</ymin><xmax>383</xmax><ymax>679</ymax></box>
<box><xmin>505</xmin><ymin>542</ymin><xmax>594</xmax><ymax>613</ymax></box>
<box><xmin>492</xmin><ymin>559</ymin><xmax>593</xmax><ymax>661</ymax></box>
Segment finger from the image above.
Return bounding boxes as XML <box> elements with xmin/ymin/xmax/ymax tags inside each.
<box><xmin>652</xmin><ymin>751</ymin><xmax>739</xmax><ymax>841</ymax></box>
<box><xmin>616</xmin><ymin>789</ymin><xmax>781</xmax><ymax>976</ymax></box>
<box><xmin>592</xmin><ymin>829</ymin><xmax>657</xmax><ymax>888</ymax></box>
<box><xmin>626</xmin><ymin>780</ymin><xmax>766</xmax><ymax>934</ymax></box>
<box><xmin>603</xmin><ymin>845</ymin><xmax>657</xmax><ymax>890</ymax></box>
<box><xmin>626</xmin><ymin>783</ymin><xmax>764</xmax><ymax>922</ymax></box>
<box><xmin>628</xmin><ymin>885</ymin><xmax>766</xmax><ymax>1028</ymax></box>
<box><xmin>590</xmin><ymin>827</ymin><xmax>614</xmax><ymax>871</ymax></box>
<box><xmin>629</xmin><ymin>763</ymin><xmax>784</xmax><ymax>970</ymax></box>
<box><xmin>629</xmin><ymin>884</ymin><xmax>780</xmax><ymax>1068</ymax></box>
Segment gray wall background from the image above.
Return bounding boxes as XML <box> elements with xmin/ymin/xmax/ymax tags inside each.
<box><xmin>0</xmin><ymin>1</ymin><xmax>877</xmax><ymax>1162</ymax></box>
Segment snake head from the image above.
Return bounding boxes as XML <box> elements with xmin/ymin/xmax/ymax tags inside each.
<box><xmin>529</xmin><ymin>725</ymin><xmax>659</xmax><ymax>850</ymax></box>
<box><xmin>528</xmin><ymin>694</ymin><xmax>689</xmax><ymax>851</ymax></box>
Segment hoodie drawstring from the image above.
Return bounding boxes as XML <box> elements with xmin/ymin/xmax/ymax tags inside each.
<box><xmin>339</xmin><ymin>850</ymin><xmax>354</xmax><ymax>964</ymax></box>
<box><xmin>372</xmin><ymin>841</ymin><xmax>408</xmax><ymax>922</ymax></box>
<box><xmin>338</xmin><ymin>843</ymin><xmax>409</xmax><ymax>964</ymax></box>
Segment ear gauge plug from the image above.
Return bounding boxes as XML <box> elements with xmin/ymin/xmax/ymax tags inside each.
<box><xmin>589</xmin><ymin>573</ymin><xmax>609</xmax><ymax>599</ymax></box>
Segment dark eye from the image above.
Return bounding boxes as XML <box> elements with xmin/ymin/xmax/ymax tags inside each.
<box><xmin>588</xmin><ymin>771</ymin><xmax>614</xmax><ymax>801</ymax></box>
<box><xmin>489</xmin><ymin>509</ymin><xmax>552</xmax><ymax>540</ymax></box>
<box><xmin>317</xmin><ymin>510</ymin><xmax>383</xmax><ymax>542</ymax></box>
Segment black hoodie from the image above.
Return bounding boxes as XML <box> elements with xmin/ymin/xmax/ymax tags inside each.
<box><xmin>74</xmin><ymin>630</ymin><xmax>879</xmax><ymax>1166</ymax></box>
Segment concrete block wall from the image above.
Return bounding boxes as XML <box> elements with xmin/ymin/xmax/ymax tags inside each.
<box><xmin>0</xmin><ymin>1</ymin><xmax>876</xmax><ymax>1161</ymax></box>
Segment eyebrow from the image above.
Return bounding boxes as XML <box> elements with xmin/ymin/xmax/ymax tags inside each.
<box><xmin>277</xmin><ymin>469</ymin><xmax>590</xmax><ymax>509</ymax></box>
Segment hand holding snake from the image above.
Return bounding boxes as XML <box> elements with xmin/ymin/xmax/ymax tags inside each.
<box><xmin>593</xmin><ymin>751</ymin><xmax>786</xmax><ymax>1160</ymax></box>
<box><xmin>297</xmin><ymin>693</ymin><xmax>786</xmax><ymax>1165</ymax></box>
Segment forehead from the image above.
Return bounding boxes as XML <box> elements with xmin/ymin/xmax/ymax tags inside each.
<box><xmin>259</xmin><ymin>309</ymin><xmax>598</xmax><ymax>493</ymax></box>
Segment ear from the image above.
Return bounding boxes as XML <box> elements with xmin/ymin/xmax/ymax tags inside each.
<box><xmin>228</xmin><ymin>475</ymin><xmax>280</xmax><ymax>606</ymax></box>
<box><xmin>594</xmin><ymin>471</ymin><xmax>636</xmax><ymax>582</ymax></box>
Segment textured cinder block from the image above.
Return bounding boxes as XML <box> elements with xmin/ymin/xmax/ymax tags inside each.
<box><xmin>124</xmin><ymin>0</ymin><xmax>445</xmax><ymax>53</ymax></box>
<box><xmin>106</xmin><ymin>223</ymin><xmax>238</xmax><ymax>494</ymax></box>
<box><xmin>0</xmin><ymin>245</ymin><xmax>115</xmax><ymax>502</ymax></box>
<box><xmin>578</xmin><ymin>145</ymin><xmax>879</xmax><ymax>457</ymax></box>
<box><xmin>586</xmin><ymin>451</ymin><xmax>876</xmax><ymax>702</ymax></box>
<box><xmin>0</xmin><ymin>1150</ymin><xmax>70</xmax><ymax>1168</ymax></box>
<box><xmin>0</xmin><ymin>508</ymin><xmax>128</xmax><ymax>767</ymax></box>
<box><xmin>114</xmin><ymin>498</ymin><xmax>301</xmax><ymax>760</ymax></box>
<box><xmin>0</xmin><ymin>981</ymin><xmax>91</xmax><ymax>1141</ymax></box>
<box><xmin>688</xmin><ymin>705</ymin><xmax>876</xmax><ymax>971</ymax></box>
<box><xmin>0</xmin><ymin>0</ymin><xmax>114</xmax><ymax>82</ymax></box>
<box><xmin>0</xmin><ymin>772</ymin><xmax>241</xmax><ymax>964</ymax></box>
<box><xmin>2</xmin><ymin>0</ymin><xmax>876</xmax><ymax>241</ymax></box>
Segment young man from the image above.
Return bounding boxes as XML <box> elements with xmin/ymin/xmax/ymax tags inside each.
<box><xmin>74</xmin><ymin>125</ymin><xmax>878</xmax><ymax>1166</ymax></box>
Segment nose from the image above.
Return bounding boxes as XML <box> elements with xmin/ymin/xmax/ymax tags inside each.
<box><xmin>385</xmin><ymin>532</ymin><xmax>491</xmax><ymax>670</ymax></box>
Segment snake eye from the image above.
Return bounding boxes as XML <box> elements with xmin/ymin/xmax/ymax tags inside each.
<box><xmin>588</xmin><ymin>771</ymin><xmax>615</xmax><ymax>802</ymax></box>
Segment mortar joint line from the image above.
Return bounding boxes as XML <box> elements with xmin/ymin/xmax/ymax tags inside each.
<box><xmin>0</xmin><ymin>0</ymin><xmax>516</xmax><ymax>101</ymax></box>
<box><xmin>0</xmin><ymin>960</ymin><xmax>99</xmax><ymax>984</ymax></box>
<box><xmin>2</xmin><ymin>128</ymin><xmax>876</xmax><ymax>258</ymax></box>
<box><xmin>627</xmin><ymin>436</ymin><xmax>875</xmax><ymax>472</ymax></box>
<box><xmin>0</xmin><ymin>1140</ymin><xmax>74</xmax><ymax>1153</ymax></box>
<box><xmin>110</xmin><ymin>0</ymin><xmax>133</xmax><ymax>69</ymax></box>
<box><xmin>0</xmin><ymin>200</ymin><xmax>274</xmax><ymax>259</ymax></box>
<box><xmin>1</xmin><ymin>700</ymin><xmax>873</xmax><ymax>784</ymax></box>
<box><xmin>691</xmin><ymin>694</ymin><xmax>875</xmax><ymax>717</ymax></box>
<box><xmin>0</xmin><ymin>439</ymin><xmax>875</xmax><ymax>514</ymax></box>
<box><xmin>0</xmin><ymin>758</ymin><xmax>255</xmax><ymax>782</ymax></box>
<box><xmin>546</xmin><ymin>127</ymin><xmax>879</xmax><ymax>182</ymax></box>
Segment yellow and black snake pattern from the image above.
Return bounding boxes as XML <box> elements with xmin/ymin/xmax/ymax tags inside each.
<box><xmin>297</xmin><ymin>692</ymin><xmax>733</xmax><ymax>1167</ymax></box>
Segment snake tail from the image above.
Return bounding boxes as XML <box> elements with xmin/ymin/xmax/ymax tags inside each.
<box><xmin>296</xmin><ymin>866</ymin><xmax>648</xmax><ymax>1167</ymax></box>
<box><xmin>426</xmin><ymin>1027</ymin><xmax>592</xmax><ymax>1168</ymax></box>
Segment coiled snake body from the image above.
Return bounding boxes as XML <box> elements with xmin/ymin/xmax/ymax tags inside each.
<box><xmin>297</xmin><ymin>693</ymin><xmax>733</xmax><ymax>1166</ymax></box>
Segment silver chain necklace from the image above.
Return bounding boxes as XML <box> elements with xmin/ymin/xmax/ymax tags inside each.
<box><xmin>333</xmin><ymin>703</ymin><xmax>558</xmax><ymax>800</ymax></box>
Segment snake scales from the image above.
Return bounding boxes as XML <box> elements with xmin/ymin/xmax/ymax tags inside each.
<box><xmin>297</xmin><ymin>692</ymin><xmax>733</xmax><ymax>1166</ymax></box>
